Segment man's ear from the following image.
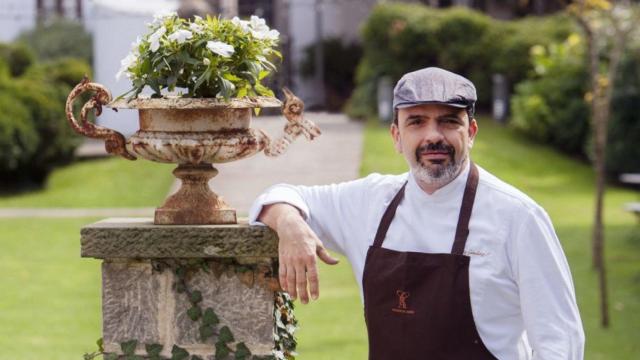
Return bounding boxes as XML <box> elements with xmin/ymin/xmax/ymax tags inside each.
<box><xmin>468</xmin><ymin>118</ymin><xmax>478</xmax><ymax>148</ymax></box>
<box><xmin>390</xmin><ymin>123</ymin><xmax>403</xmax><ymax>154</ymax></box>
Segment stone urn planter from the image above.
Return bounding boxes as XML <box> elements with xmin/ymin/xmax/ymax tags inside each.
<box><xmin>65</xmin><ymin>78</ymin><xmax>320</xmax><ymax>225</ymax></box>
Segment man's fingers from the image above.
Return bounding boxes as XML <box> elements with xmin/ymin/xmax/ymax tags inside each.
<box><xmin>317</xmin><ymin>246</ymin><xmax>339</xmax><ymax>265</ymax></box>
<box><xmin>295</xmin><ymin>263</ymin><xmax>310</xmax><ymax>304</ymax></box>
<box><xmin>307</xmin><ymin>263</ymin><xmax>320</xmax><ymax>300</ymax></box>
<box><xmin>286</xmin><ymin>265</ymin><xmax>297</xmax><ymax>300</ymax></box>
<box><xmin>279</xmin><ymin>262</ymin><xmax>287</xmax><ymax>293</ymax></box>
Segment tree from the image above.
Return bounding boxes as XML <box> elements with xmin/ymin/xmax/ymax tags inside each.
<box><xmin>568</xmin><ymin>0</ymin><xmax>637</xmax><ymax>328</ymax></box>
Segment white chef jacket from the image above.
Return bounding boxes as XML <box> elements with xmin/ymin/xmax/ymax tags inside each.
<box><xmin>249</xmin><ymin>162</ymin><xmax>585</xmax><ymax>359</ymax></box>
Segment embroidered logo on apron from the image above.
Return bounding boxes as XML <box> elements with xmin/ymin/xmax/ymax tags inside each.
<box><xmin>392</xmin><ymin>290</ymin><xmax>415</xmax><ymax>314</ymax></box>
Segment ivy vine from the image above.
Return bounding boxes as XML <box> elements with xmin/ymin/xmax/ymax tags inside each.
<box><xmin>83</xmin><ymin>259</ymin><xmax>297</xmax><ymax>360</ymax></box>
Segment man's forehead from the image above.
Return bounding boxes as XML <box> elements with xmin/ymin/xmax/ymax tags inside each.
<box><xmin>399</xmin><ymin>103</ymin><xmax>467</xmax><ymax>119</ymax></box>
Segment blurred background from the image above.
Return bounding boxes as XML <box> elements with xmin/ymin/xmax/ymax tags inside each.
<box><xmin>0</xmin><ymin>0</ymin><xmax>638</xmax><ymax>359</ymax></box>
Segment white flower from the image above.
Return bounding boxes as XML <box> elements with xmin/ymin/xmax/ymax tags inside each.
<box><xmin>189</xmin><ymin>22</ymin><xmax>204</xmax><ymax>34</ymax></box>
<box><xmin>151</xmin><ymin>10</ymin><xmax>176</xmax><ymax>26</ymax></box>
<box><xmin>232</xmin><ymin>16</ymin><xmax>250</xmax><ymax>32</ymax></box>
<box><xmin>248</xmin><ymin>15</ymin><xmax>278</xmax><ymax>40</ymax></box>
<box><xmin>203</xmin><ymin>58</ymin><xmax>211</xmax><ymax>66</ymax></box>
<box><xmin>149</xmin><ymin>26</ymin><xmax>166</xmax><ymax>52</ymax></box>
<box><xmin>168</xmin><ymin>29</ymin><xmax>193</xmax><ymax>44</ymax></box>
<box><xmin>116</xmin><ymin>52</ymin><xmax>137</xmax><ymax>80</ymax></box>
<box><xmin>206</xmin><ymin>41</ymin><xmax>234</xmax><ymax>57</ymax></box>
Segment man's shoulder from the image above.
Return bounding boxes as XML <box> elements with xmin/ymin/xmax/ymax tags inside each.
<box><xmin>476</xmin><ymin>165</ymin><xmax>541</xmax><ymax>214</ymax></box>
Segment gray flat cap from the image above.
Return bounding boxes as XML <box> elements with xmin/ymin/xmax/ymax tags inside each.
<box><xmin>393</xmin><ymin>67</ymin><xmax>476</xmax><ymax>113</ymax></box>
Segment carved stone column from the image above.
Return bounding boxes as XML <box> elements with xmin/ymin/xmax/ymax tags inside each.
<box><xmin>81</xmin><ymin>218</ymin><xmax>286</xmax><ymax>359</ymax></box>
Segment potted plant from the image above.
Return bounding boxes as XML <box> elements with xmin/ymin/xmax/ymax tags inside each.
<box><xmin>65</xmin><ymin>12</ymin><xmax>320</xmax><ymax>225</ymax></box>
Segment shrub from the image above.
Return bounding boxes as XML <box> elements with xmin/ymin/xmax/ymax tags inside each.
<box><xmin>606</xmin><ymin>51</ymin><xmax>640</xmax><ymax>175</ymax></box>
<box><xmin>0</xmin><ymin>42</ymin><xmax>35</xmax><ymax>77</ymax></box>
<box><xmin>17</xmin><ymin>19</ymin><xmax>92</xmax><ymax>64</ymax></box>
<box><xmin>0</xmin><ymin>92</ymin><xmax>39</xmax><ymax>179</ymax></box>
<box><xmin>510</xmin><ymin>35</ymin><xmax>590</xmax><ymax>155</ymax></box>
<box><xmin>347</xmin><ymin>3</ymin><xmax>573</xmax><ymax>119</ymax></box>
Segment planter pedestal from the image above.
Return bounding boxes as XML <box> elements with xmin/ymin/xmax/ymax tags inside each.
<box><xmin>81</xmin><ymin>218</ymin><xmax>280</xmax><ymax>358</ymax></box>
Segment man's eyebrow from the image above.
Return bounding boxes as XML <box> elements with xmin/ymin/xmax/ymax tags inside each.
<box><xmin>437</xmin><ymin>113</ymin><xmax>463</xmax><ymax>121</ymax></box>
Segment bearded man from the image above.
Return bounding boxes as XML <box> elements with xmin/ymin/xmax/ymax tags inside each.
<box><xmin>249</xmin><ymin>67</ymin><xmax>585</xmax><ymax>359</ymax></box>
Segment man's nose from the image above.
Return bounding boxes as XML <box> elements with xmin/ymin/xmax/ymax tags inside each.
<box><xmin>422</xmin><ymin>121</ymin><xmax>444</xmax><ymax>144</ymax></box>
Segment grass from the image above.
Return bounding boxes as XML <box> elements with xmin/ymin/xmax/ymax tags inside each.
<box><xmin>0</xmin><ymin>119</ymin><xmax>638</xmax><ymax>359</ymax></box>
<box><xmin>0</xmin><ymin>218</ymin><xmax>102</xmax><ymax>360</ymax></box>
<box><xmin>0</xmin><ymin>157</ymin><xmax>174</xmax><ymax>207</ymax></box>
<box><xmin>295</xmin><ymin>118</ymin><xmax>640</xmax><ymax>359</ymax></box>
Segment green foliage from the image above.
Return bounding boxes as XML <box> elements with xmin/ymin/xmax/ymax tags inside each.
<box><xmin>510</xmin><ymin>35</ymin><xmax>590</xmax><ymax>155</ymax></box>
<box><xmin>0</xmin><ymin>92</ymin><xmax>39</xmax><ymax>174</ymax></box>
<box><xmin>119</xmin><ymin>13</ymin><xmax>280</xmax><ymax>99</ymax></box>
<box><xmin>347</xmin><ymin>3</ymin><xmax>573</xmax><ymax>118</ymax></box>
<box><xmin>510</xmin><ymin>33</ymin><xmax>640</xmax><ymax>175</ymax></box>
<box><xmin>300</xmin><ymin>38</ymin><xmax>362</xmax><ymax>111</ymax></box>
<box><xmin>17</xmin><ymin>19</ymin><xmax>92</xmax><ymax>64</ymax></box>
<box><xmin>0</xmin><ymin>39</ymin><xmax>91</xmax><ymax>186</ymax></box>
<box><xmin>0</xmin><ymin>42</ymin><xmax>35</xmax><ymax>77</ymax></box>
<box><xmin>606</xmin><ymin>51</ymin><xmax>640</xmax><ymax>174</ymax></box>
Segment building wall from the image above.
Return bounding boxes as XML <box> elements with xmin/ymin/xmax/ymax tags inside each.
<box><xmin>0</xmin><ymin>0</ymin><xmax>37</xmax><ymax>43</ymax></box>
<box><xmin>287</xmin><ymin>0</ymin><xmax>378</xmax><ymax>107</ymax></box>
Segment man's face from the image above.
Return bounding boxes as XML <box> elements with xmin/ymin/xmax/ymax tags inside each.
<box><xmin>391</xmin><ymin>103</ymin><xmax>478</xmax><ymax>189</ymax></box>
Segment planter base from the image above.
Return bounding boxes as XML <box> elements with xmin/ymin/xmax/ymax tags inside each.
<box><xmin>155</xmin><ymin>163</ymin><xmax>237</xmax><ymax>225</ymax></box>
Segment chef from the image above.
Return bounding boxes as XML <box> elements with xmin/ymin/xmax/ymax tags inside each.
<box><xmin>249</xmin><ymin>67</ymin><xmax>585</xmax><ymax>359</ymax></box>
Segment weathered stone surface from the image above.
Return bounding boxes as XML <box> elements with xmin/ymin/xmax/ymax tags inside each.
<box><xmin>101</xmin><ymin>259</ymin><xmax>275</xmax><ymax>358</ymax></box>
<box><xmin>102</xmin><ymin>260</ymin><xmax>161</xmax><ymax>348</ymax></box>
<box><xmin>174</xmin><ymin>268</ymin><xmax>274</xmax><ymax>355</ymax></box>
<box><xmin>81</xmin><ymin>218</ymin><xmax>277</xmax><ymax>259</ymax></box>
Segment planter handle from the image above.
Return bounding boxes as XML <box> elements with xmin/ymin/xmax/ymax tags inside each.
<box><xmin>65</xmin><ymin>77</ymin><xmax>136</xmax><ymax>160</ymax></box>
<box><xmin>263</xmin><ymin>87</ymin><xmax>321</xmax><ymax>157</ymax></box>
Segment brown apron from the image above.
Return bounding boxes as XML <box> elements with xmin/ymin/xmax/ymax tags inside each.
<box><xmin>362</xmin><ymin>163</ymin><xmax>498</xmax><ymax>360</ymax></box>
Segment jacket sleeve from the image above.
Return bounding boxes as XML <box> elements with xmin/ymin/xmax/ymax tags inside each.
<box><xmin>248</xmin><ymin>174</ymin><xmax>384</xmax><ymax>255</ymax></box>
<box><xmin>510</xmin><ymin>206</ymin><xmax>585</xmax><ymax>359</ymax></box>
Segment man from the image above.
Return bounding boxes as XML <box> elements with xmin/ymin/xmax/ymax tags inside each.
<box><xmin>249</xmin><ymin>67</ymin><xmax>584</xmax><ymax>359</ymax></box>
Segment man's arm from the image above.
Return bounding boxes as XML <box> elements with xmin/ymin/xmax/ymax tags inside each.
<box><xmin>511</xmin><ymin>206</ymin><xmax>585</xmax><ymax>359</ymax></box>
<box><xmin>258</xmin><ymin>203</ymin><xmax>339</xmax><ymax>304</ymax></box>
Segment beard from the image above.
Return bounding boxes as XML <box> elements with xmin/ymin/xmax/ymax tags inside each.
<box><xmin>411</xmin><ymin>142</ymin><xmax>467</xmax><ymax>188</ymax></box>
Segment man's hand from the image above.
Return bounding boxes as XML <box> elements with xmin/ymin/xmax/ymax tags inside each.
<box><xmin>258</xmin><ymin>203</ymin><xmax>339</xmax><ymax>304</ymax></box>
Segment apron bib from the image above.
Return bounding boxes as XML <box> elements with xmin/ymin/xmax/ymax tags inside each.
<box><xmin>362</xmin><ymin>163</ymin><xmax>497</xmax><ymax>360</ymax></box>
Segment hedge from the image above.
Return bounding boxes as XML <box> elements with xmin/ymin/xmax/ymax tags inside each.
<box><xmin>346</xmin><ymin>3</ymin><xmax>574</xmax><ymax>119</ymax></box>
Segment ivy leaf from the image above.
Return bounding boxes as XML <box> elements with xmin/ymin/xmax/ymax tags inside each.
<box><xmin>171</xmin><ymin>345</ymin><xmax>190</xmax><ymax>360</ymax></box>
<box><xmin>237</xmin><ymin>87</ymin><xmax>248</xmax><ymax>98</ymax></box>
<box><xmin>215</xmin><ymin>341</ymin><xmax>230</xmax><ymax>360</ymax></box>
<box><xmin>234</xmin><ymin>342</ymin><xmax>251</xmax><ymax>359</ymax></box>
<box><xmin>189</xmin><ymin>291</ymin><xmax>203</xmax><ymax>304</ymax></box>
<box><xmin>218</xmin><ymin>326</ymin><xmax>235</xmax><ymax>343</ymax></box>
<box><xmin>253</xmin><ymin>108</ymin><xmax>261</xmax><ymax>116</ymax></box>
<box><xmin>199</xmin><ymin>324</ymin><xmax>215</xmax><ymax>340</ymax></box>
<box><xmin>187</xmin><ymin>305</ymin><xmax>202</xmax><ymax>321</ymax></box>
<box><xmin>202</xmin><ymin>308</ymin><xmax>219</xmax><ymax>326</ymax></box>
<box><xmin>121</xmin><ymin>339</ymin><xmax>138</xmax><ymax>355</ymax></box>
<box><xmin>146</xmin><ymin>343</ymin><xmax>164</xmax><ymax>356</ymax></box>
<box><xmin>96</xmin><ymin>337</ymin><xmax>104</xmax><ymax>352</ymax></box>
<box><xmin>258</xmin><ymin>70</ymin><xmax>269</xmax><ymax>80</ymax></box>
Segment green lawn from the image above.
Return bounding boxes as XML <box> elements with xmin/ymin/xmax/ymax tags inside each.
<box><xmin>0</xmin><ymin>157</ymin><xmax>174</xmax><ymax>207</ymax></box>
<box><xmin>0</xmin><ymin>119</ymin><xmax>638</xmax><ymax>359</ymax></box>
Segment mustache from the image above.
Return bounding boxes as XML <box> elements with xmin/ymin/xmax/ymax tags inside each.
<box><xmin>416</xmin><ymin>142</ymin><xmax>455</xmax><ymax>156</ymax></box>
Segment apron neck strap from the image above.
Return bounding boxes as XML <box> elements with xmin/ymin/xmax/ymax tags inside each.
<box><xmin>451</xmin><ymin>162</ymin><xmax>479</xmax><ymax>255</ymax></box>
<box><xmin>372</xmin><ymin>162</ymin><xmax>480</xmax><ymax>254</ymax></box>
<box><xmin>372</xmin><ymin>181</ymin><xmax>407</xmax><ymax>248</ymax></box>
